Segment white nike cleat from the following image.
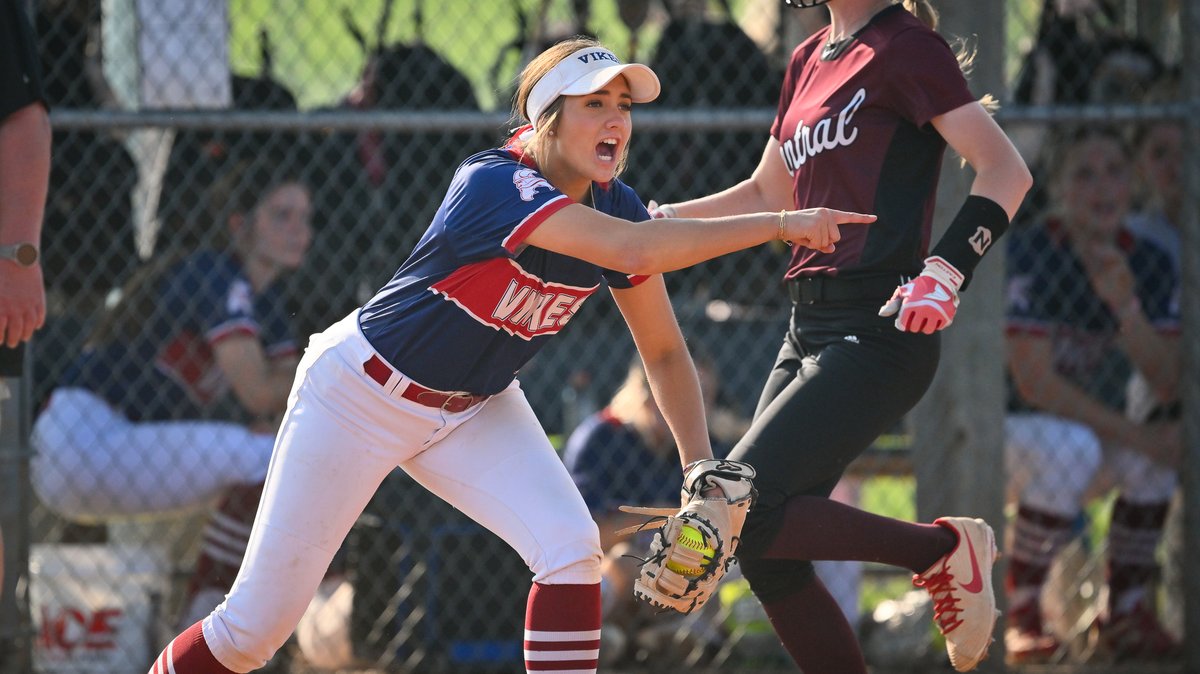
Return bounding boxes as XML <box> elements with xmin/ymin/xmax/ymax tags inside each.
<box><xmin>912</xmin><ymin>517</ymin><xmax>998</xmax><ymax>672</ymax></box>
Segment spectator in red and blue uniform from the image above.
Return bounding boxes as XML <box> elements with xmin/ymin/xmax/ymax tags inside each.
<box><xmin>31</xmin><ymin>158</ymin><xmax>312</xmax><ymax>522</ymax></box>
<box><xmin>1003</xmin><ymin>126</ymin><xmax>1181</xmax><ymax>664</ymax></box>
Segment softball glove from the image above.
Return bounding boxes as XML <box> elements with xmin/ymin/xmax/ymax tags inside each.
<box><xmin>618</xmin><ymin>459</ymin><xmax>756</xmax><ymax>614</ymax></box>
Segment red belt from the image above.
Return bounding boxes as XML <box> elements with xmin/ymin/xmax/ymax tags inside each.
<box><xmin>363</xmin><ymin>354</ymin><xmax>488</xmax><ymax>413</ymax></box>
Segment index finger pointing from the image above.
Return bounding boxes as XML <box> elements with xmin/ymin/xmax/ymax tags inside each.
<box><xmin>832</xmin><ymin>211</ymin><xmax>877</xmax><ymax>224</ymax></box>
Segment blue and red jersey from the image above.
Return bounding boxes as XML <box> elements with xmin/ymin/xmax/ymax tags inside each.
<box><xmin>771</xmin><ymin>4</ymin><xmax>975</xmax><ymax>280</ymax></box>
<box><xmin>63</xmin><ymin>251</ymin><xmax>298</xmax><ymax>421</ymax></box>
<box><xmin>1005</xmin><ymin>220</ymin><xmax>1179</xmax><ymax>410</ymax></box>
<box><xmin>562</xmin><ymin>409</ymin><xmax>730</xmax><ymax>514</ymax></box>
<box><xmin>359</xmin><ymin>138</ymin><xmax>650</xmax><ymax>395</ymax></box>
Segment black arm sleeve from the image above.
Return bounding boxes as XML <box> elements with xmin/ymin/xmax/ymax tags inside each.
<box><xmin>929</xmin><ymin>194</ymin><xmax>1010</xmax><ymax>290</ymax></box>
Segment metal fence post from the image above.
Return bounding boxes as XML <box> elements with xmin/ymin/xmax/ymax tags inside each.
<box><xmin>0</xmin><ymin>366</ymin><xmax>33</xmax><ymax>673</ymax></box>
<box><xmin>1180</xmin><ymin>2</ymin><xmax>1200</xmax><ymax>671</ymax></box>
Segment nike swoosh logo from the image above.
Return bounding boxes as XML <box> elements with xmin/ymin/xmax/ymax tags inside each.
<box><xmin>927</xmin><ymin>285</ymin><xmax>952</xmax><ymax>302</ymax></box>
<box><xmin>959</xmin><ymin>530</ymin><xmax>984</xmax><ymax>594</ymax></box>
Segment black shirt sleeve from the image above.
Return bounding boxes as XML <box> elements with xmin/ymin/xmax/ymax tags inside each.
<box><xmin>1</xmin><ymin>0</ymin><xmax>47</xmax><ymax>121</ymax></box>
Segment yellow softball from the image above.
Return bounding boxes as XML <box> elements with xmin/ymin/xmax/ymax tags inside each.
<box><xmin>665</xmin><ymin>525</ymin><xmax>714</xmax><ymax>577</ymax></box>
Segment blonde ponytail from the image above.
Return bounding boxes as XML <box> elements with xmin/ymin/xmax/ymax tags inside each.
<box><xmin>901</xmin><ymin>0</ymin><xmax>938</xmax><ymax>29</ymax></box>
<box><xmin>901</xmin><ymin>0</ymin><xmax>999</xmax><ymax>116</ymax></box>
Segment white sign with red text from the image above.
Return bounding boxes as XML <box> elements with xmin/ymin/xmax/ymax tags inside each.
<box><xmin>31</xmin><ymin>544</ymin><xmax>167</xmax><ymax>673</ymax></box>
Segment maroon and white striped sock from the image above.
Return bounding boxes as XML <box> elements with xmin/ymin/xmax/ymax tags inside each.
<box><xmin>1006</xmin><ymin>504</ymin><xmax>1074</xmax><ymax>609</ymax></box>
<box><xmin>1107</xmin><ymin>498</ymin><xmax>1169</xmax><ymax>614</ymax></box>
<box><xmin>148</xmin><ymin>621</ymin><xmax>235</xmax><ymax>673</ymax></box>
<box><xmin>184</xmin><ymin>484</ymin><xmax>262</xmax><ymax>608</ymax></box>
<box><xmin>524</xmin><ymin>582</ymin><xmax>601</xmax><ymax>673</ymax></box>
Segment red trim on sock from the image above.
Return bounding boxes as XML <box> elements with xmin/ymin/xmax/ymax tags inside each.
<box><xmin>148</xmin><ymin>621</ymin><xmax>235</xmax><ymax>673</ymax></box>
<box><xmin>524</xmin><ymin>582</ymin><xmax>600</xmax><ymax>631</ymax></box>
<box><xmin>524</xmin><ymin>583</ymin><xmax>601</xmax><ymax>673</ymax></box>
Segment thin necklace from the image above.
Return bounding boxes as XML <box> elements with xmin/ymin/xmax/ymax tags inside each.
<box><xmin>822</xmin><ymin>2</ymin><xmax>890</xmax><ymax>59</ymax></box>
<box><xmin>827</xmin><ymin>1</ymin><xmax>891</xmax><ymax>44</ymax></box>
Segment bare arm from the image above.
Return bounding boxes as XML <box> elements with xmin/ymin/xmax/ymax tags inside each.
<box><xmin>1115</xmin><ymin>325</ymin><xmax>1179</xmax><ymax>402</ymax></box>
<box><xmin>931</xmin><ymin>102</ymin><xmax>1033</xmax><ymax>220</ymax></box>
<box><xmin>1080</xmin><ymin>242</ymin><xmax>1180</xmax><ymax>400</ymax></box>
<box><xmin>0</xmin><ymin>103</ymin><xmax>51</xmax><ymax>347</ymax></box>
<box><xmin>1009</xmin><ymin>334</ymin><xmax>1145</xmax><ymax>449</ymax></box>
<box><xmin>524</xmin><ymin>203</ymin><xmax>874</xmax><ymax>275</ymax></box>
<box><xmin>212</xmin><ymin>335</ymin><xmax>299</xmax><ymax>417</ymax></box>
<box><xmin>661</xmin><ymin>137</ymin><xmax>797</xmax><ymax>218</ymax></box>
<box><xmin>611</xmin><ymin>276</ymin><xmax>712</xmax><ymax>468</ymax></box>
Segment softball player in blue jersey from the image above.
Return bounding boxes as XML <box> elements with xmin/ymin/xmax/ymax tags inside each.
<box><xmin>649</xmin><ymin>1</ymin><xmax>1033</xmax><ymax>671</ymax></box>
<box><xmin>148</xmin><ymin>36</ymin><xmax>875</xmax><ymax>674</ymax></box>
<box><xmin>32</xmin><ymin>167</ymin><xmax>312</xmax><ymax>521</ymax></box>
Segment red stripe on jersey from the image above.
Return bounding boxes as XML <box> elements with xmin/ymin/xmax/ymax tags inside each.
<box><xmin>207</xmin><ymin>321</ymin><xmax>259</xmax><ymax>345</ymax></box>
<box><xmin>430</xmin><ymin>258</ymin><xmax>598</xmax><ymax>341</ymax></box>
<box><xmin>503</xmin><ymin>195</ymin><xmax>573</xmax><ymax>253</ymax></box>
<box><xmin>156</xmin><ymin>331</ymin><xmax>227</xmax><ymax>404</ymax></box>
<box><xmin>625</xmin><ymin>274</ymin><xmax>650</xmax><ymax>286</ymax></box>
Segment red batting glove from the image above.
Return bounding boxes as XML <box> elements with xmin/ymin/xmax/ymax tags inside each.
<box><xmin>877</xmin><ymin>256</ymin><xmax>964</xmax><ymax>334</ymax></box>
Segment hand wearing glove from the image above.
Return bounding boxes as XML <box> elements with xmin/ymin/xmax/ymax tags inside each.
<box><xmin>878</xmin><ymin>256</ymin><xmax>964</xmax><ymax>334</ymax></box>
<box><xmin>617</xmin><ymin>459</ymin><xmax>756</xmax><ymax>614</ymax></box>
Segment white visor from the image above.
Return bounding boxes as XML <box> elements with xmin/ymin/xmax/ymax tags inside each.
<box><xmin>525</xmin><ymin>47</ymin><xmax>661</xmax><ymax>129</ymax></box>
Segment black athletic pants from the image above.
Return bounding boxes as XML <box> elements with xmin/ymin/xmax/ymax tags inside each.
<box><xmin>730</xmin><ymin>297</ymin><xmax>940</xmax><ymax>600</ymax></box>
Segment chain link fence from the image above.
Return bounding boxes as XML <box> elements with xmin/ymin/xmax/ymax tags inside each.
<box><xmin>0</xmin><ymin>0</ymin><xmax>1194</xmax><ymax>672</ymax></box>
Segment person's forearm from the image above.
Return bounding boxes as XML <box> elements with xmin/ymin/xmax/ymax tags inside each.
<box><xmin>1020</xmin><ymin>372</ymin><xmax>1140</xmax><ymax>447</ymax></box>
<box><xmin>667</xmin><ymin>178</ymin><xmax>785</xmax><ymax>219</ymax></box>
<box><xmin>642</xmin><ymin>347</ymin><xmax>713</xmax><ymax>467</ymax></box>
<box><xmin>1114</xmin><ymin>310</ymin><xmax>1179</xmax><ymax>400</ymax></box>
<box><xmin>607</xmin><ymin>212</ymin><xmax>782</xmax><ymax>275</ymax></box>
<box><xmin>969</xmin><ymin>162</ymin><xmax>1033</xmax><ymax>222</ymax></box>
<box><xmin>0</xmin><ymin>104</ymin><xmax>51</xmax><ymax>243</ymax></box>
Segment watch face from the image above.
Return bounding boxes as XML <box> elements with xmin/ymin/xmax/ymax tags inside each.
<box><xmin>16</xmin><ymin>244</ymin><xmax>38</xmax><ymax>266</ymax></box>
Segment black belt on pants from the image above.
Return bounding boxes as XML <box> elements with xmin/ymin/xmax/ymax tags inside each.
<box><xmin>787</xmin><ymin>275</ymin><xmax>905</xmax><ymax>305</ymax></box>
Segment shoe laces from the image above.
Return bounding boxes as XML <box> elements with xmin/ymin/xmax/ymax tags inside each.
<box><xmin>914</xmin><ymin>566</ymin><xmax>963</xmax><ymax>634</ymax></box>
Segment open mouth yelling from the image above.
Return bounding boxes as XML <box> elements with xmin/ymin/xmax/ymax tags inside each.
<box><xmin>596</xmin><ymin>138</ymin><xmax>618</xmax><ymax>162</ymax></box>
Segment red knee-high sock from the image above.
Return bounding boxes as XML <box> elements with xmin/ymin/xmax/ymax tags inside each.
<box><xmin>761</xmin><ymin>576</ymin><xmax>867</xmax><ymax>674</ymax></box>
<box><xmin>148</xmin><ymin>620</ymin><xmax>235</xmax><ymax>673</ymax></box>
<box><xmin>1005</xmin><ymin>503</ymin><xmax>1074</xmax><ymax>627</ymax></box>
<box><xmin>1107</xmin><ymin>498</ymin><xmax>1170</xmax><ymax>615</ymax></box>
<box><xmin>184</xmin><ymin>484</ymin><xmax>263</xmax><ymax>610</ymax></box>
<box><xmin>764</xmin><ymin>495</ymin><xmax>956</xmax><ymax>573</ymax></box>
<box><xmin>524</xmin><ymin>583</ymin><xmax>601</xmax><ymax>673</ymax></box>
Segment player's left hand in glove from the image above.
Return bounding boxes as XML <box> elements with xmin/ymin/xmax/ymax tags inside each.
<box><xmin>878</xmin><ymin>256</ymin><xmax>964</xmax><ymax>334</ymax></box>
<box><xmin>617</xmin><ymin>459</ymin><xmax>756</xmax><ymax>614</ymax></box>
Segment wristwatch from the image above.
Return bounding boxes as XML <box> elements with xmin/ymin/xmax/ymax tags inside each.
<box><xmin>0</xmin><ymin>243</ymin><xmax>39</xmax><ymax>267</ymax></box>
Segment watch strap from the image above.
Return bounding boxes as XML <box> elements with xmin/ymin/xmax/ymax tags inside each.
<box><xmin>0</xmin><ymin>243</ymin><xmax>39</xmax><ymax>266</ymax></box>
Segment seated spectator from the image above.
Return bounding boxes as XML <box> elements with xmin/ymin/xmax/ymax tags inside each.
<box><xmin>1002</xmin><ymin>126</ymin><xmax>1181</xmax><ymax>664</ymax></box>
<box><xmin>1007</xmin><ymin>0</ymin><xmax>1164</xmax><ymax>233</ymax></box>
<box><xmin>562</xmin><ymin>349</ymin><xmax>738</xmax><ymax>667</ymax></box>
<box><xmin>29</xmin><ymin>159</ymin><xmax>313</xmax><ymax>624</ymax></box>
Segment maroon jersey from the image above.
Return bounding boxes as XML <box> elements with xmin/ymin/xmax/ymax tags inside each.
<box><xmin>771</xmin><ymin>4</ymin><xmax>975</xmax><ymax>280</ymax></box>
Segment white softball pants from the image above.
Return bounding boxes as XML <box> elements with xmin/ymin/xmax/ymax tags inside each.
<box><xmin>31</xmin><ymin>389</ymin><xmax>276</xmax><ymax>521</ymax></box>
<box><xmin>203</xmin><ymin>311</ymin><xmax>601</xmax><ymax>672</ymax></box>
<box><xmin>1005</xmin><ymin>413</ymin><xmax>1177</xmax><ymax>516</ymax></box>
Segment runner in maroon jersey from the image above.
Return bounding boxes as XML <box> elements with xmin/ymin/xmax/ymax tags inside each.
<box><xmin>649</xmin><ymin>1</ymin><xmax>1032</xmax><ymax>671</ymax></box>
